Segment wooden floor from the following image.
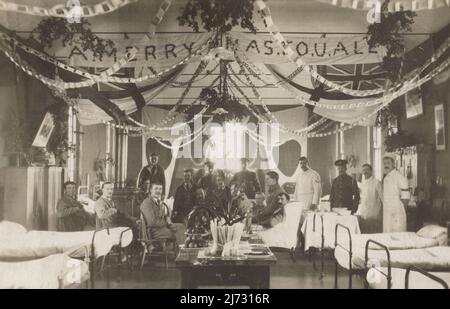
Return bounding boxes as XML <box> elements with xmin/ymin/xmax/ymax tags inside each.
<box><xmin>94</xmin><ymin>250</ymin><xmax>365</xmax><ymax>289</ymax></box>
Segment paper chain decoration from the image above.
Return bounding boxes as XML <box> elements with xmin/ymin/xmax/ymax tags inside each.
<box><xmin>315</xmin><ymin>0</ymin><xmax>450</xmax><ymax>12</ymax></box>
<box><xmin>254</xmin><ymin>0</ymin><xmax>449</xmax><ymax>98</ymax></box>
<box><xmin>0</xmin><ymin>0</ymin><xmax>139</xmax><ymax>18</ymax></box>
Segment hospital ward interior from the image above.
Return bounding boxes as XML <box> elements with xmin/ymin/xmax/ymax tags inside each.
<box><xmin>0</xmin><ymin>0</ymin><xmax>450</xmax><ymax>290</ymax></box>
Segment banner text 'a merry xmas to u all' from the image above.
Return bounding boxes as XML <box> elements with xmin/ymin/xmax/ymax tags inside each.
<box><xmin>54</xmin><ymin>33</ymin><xmax>384</xmax><ymax>69</ymax></box>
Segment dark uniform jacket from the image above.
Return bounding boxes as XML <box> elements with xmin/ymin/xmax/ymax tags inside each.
<box><xmin>56</xmin><ymin>196</ymin><xmax>90</xmax><ymax>231</ymax></box>
<box><xmin>172</xmin><ymin>183</ymin><xmax>196</xmax><ymax>223</ymax></box>
<box><xmin>252</xmin><ymin>183</ymin><xmax>284</xmax><ymax>227</ymax></box>
<box><xmin>330</xmin><ymin>174</ymin><xmax>360</xmax><ymax>213</ymax></box>
<box><xmin>138</xmin><ymin>164</ymin><xmax>166</xmax><ymax>196</ymax></box>
<box><xmin>231</xmin><ymin>170</ymin><xmax>261</xmax><ymax>199</ymax></box>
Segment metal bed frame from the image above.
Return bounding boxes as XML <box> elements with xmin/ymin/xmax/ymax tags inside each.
<box><xmin>84</xmin><ymin>227</ymin><xmax>133</xmax><ymax>288</ymax></box>
<box><xmin>333</xmin><ymin>223</ymin><xmax>365</xmax><ymax>289</ymax></box>
<box><xmin>333</xmin><ymin>224</ymin><xmax>393</xmax><ymax>289</ymax></box>
<box><xmin>405</xmin><ymin>266</ymin><xmax>449</xmax><ymax>289</ymax></box>
<box><xmin>364</xmin><ymin>239</ymin><xmax>392</xmax><ymax>289</ymax></box>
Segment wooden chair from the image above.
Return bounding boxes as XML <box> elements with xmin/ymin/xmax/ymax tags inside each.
<box><xmin>138</xmin><ymin>210</ymin><xmax>178</xmax><ymax>270</ymax></box>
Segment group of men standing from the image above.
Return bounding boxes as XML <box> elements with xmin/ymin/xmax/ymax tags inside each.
<box><xmin>294</xmin><ymin>155</ymin><xmax>410</xmax><ymax>233</ymax></box>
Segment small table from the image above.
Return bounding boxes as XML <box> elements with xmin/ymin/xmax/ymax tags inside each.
<box><xmin>175</xmin><ymin>236</ymin><xmax>277</xmax><ymax>289</ymax></box>
<box><xmin>300</xmin><ymin>211</ymin><xmax>360</xmax><ymax>278</ymax></box>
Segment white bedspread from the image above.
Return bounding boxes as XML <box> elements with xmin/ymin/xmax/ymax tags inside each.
<box><xmin>0</xmin><ymin>254</ymin><xmax>89</xmax><ymax>289</ymax></box>
<box><xmin>335</xmin><ymin>246</ymin><xmax>450</xmax><ymax>270</ymax></box>
<box><xmin>368</xmin><ymin>267</ymin><xmax>450</xmax><ymax>289</ymax></box>
<box><xmin>0</xmin><ymin>225</ymin><xmax>133</xmax><ymax>259</ymax></box>
<box><xmin>301</xmin><ymin>212</ymin><xmax>360</xmax><ymax>251</ymax></box>
<box><xmin>258</xmin><ymin>202</ymin><xmax>304</xmax><ymax>249</ymax></box>
<box><xmin>337</xmin><ymin>232</ymin><xmax>439</xmax><ymax>252</ymax></box>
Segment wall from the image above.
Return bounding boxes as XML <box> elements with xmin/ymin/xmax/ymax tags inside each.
<box><xmin>307</xmin><ymin>132</ymin><xmax>336</xmax><ymax>195</ymax></box>
<box><xmin>80</xmin><ymin>124</ymin><xmax>107</xmax><ymax>187</ymax></box>
<box><xmin>0</xmin><ymin>58</ymin><xmax>18</xmax><ymax>168</ymax></box>
<box><xmin>344</xmin><ymin>126</ymin><xmax>369</xmax><ymax>180</ymax></box>
<box><xmin>398</xmin><ymin>78</ymin><xmax>450</xmax><ymax>199</ymax></box>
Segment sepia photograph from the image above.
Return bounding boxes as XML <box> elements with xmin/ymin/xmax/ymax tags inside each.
<box><xmin>0</xmin><ymin>0</ymin><xmax>449</xmax><ymax>296</ymax></box>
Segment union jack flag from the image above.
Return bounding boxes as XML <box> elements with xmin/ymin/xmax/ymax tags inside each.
<box><xmin>314</xmin><ymin>63</ymin><xmax>387</xmax><ymax>92</ymax></box>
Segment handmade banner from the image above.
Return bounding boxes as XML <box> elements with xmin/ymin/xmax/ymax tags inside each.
<box><xmin>47</xmin><ymin>32</ymin><xmax>384</xmax><ymax>68</ymax></box>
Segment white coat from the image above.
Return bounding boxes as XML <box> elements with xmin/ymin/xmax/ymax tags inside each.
<box><xmin>294</xmin><ymin>168</ymin><xmax>322</xmax><ymax>210</ymax></box>
<box><xmin>382</xmin><ymin>169</ymin><xmax>410</xmax><ymax>232</ymax></box>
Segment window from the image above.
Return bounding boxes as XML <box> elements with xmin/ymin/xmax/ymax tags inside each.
<box><xmin>372</xmin><ymin>126</ymin><xmax>383</xmax><ymax>180</ymax></box>
<box><xmin>205</xmin><ymin>122</ymin><xmax>246</xmax><ymax>171</ymax></box>
<box><xmin>336</xmin><ymin>123</ymin><xmax>345</xmax><ymax>160</ymax></box>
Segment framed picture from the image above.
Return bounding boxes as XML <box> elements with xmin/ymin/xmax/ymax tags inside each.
<box><xmin>32</xmin><ymin>112</ymin><xmax>55</xmax><ymax>148</ymax></box>
<box><xmin>405</xmin><ymin>87</ymin><xmax>423</xmax><ymax>119</ymax></box>
<box><xmin>434</xmin><ymin>104</ymin><xmax>446</xmax><ymax>151</ymax></box>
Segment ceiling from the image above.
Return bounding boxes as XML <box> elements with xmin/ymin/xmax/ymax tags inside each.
<box><xmin>1</xmin><ymin>0</ymin><xmax>448</xmax><ymax>112</ymax></box>
<box><xmin>1</xmin><ymin>0</ymin><xmax>449</xmax><ymax>50</ymax></box>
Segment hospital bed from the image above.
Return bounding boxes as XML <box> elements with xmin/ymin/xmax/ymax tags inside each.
<box><xmin>333</xmin><ymin>223</ymin><xmax>448</xmax><ymax>289</ymax></box>
<box><xmin>0</xmin><ymin>221</ymin><xmax>133</xmax><ymax>288</ymax></box>
<box><xmin>367</xmin><ymin>266</ymin><xmax>450</xmax><ymax>289</ymax></box>
<box><xmin>0</xmin><ymin>253</ymin><xmax>90</xmax><ymax>289</ymax></box>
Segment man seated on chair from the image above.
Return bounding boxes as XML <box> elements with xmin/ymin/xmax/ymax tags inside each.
<box><xmin>253</xmin><ymin>171</ymin><xmax>285</xmax><ymax>227</ymax></box>
<box><xmin>95</xmin><ymin>182</ymin><xmax>137</xmax><ymax>229</ymax></box>
<box><xmin>253</xmin><ymin>192</ymin><xmax>290</xmax><ymax>228</ymax></box>
<box><xmin>57</xmin><ymin>181</ymin><xmax>94</xmax><ymax>231</ymax></box>
<box><xmin>140</xmin><ymin>182</ymin><xmax>176</xmax><ymax>241</ymax></box>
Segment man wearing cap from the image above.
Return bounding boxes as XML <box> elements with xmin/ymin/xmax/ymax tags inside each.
<box><xmin>138</xmin><ymin>152</ymin><xmax>166</xmax><ymax>198</ymax></box>
<box><xmin>231</xmin><ymin>158</ymin><xmax>261</xmax><ymax>199</ymax></box>
<box><xmin>294</xmin><ymin>156</ymin><xmax>322</xmax><ymax>211</ymax></box>
<box><xmin>382</xmin><ymin>155</ymin><xmax>410</xmax><ymax>232</ymax></box>
<box><xmin>330</xmin><ymin>159</ymin><xmax>360</xmax><ymax>214</ymax></box>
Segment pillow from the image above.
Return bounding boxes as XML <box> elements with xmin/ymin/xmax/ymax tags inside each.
<box><xmin>0</xmin><ymin>221</ymin><xmax>27</xmax><ymax>238</ymax></box>
<box><xmin>417</xmin><ymin>224</ymin><xmax>447</xmax><ymax>241</ymax></box>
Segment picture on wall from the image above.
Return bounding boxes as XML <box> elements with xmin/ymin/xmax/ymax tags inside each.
<box><xmin>405</xmin><ymin>87</ymin><xmax>423</xmax><ymax>119</ymax></box>
<box><xmin>32</xmin><ymin>112</ymin><xmax>54</xmax><ymax>148</ymax></box>
<box><xmin>434</xmin><ymin>104</ymin><xmax>446</xmax><ymax>151</ymax></box>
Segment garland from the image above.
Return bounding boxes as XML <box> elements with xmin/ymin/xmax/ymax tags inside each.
<box><xmin>0</xmin><ymin>0</ymin><xmax>139</xmax><ymax>18</ymax></box>
<box><xmin>0</xmin><ymin>0</ymin><xmax>175</xmax><ymax>89</ymax></box>
<box><xmin>315</xmin><ymin>0</ymin><xmax>450</xmax><ymax>12</ymax></box>
<box><xmin>254</xmin><ymin>0</ymin><xmax>447</xmax><ymax>98</ymax></box>
<box><xmin>0</xmin><ymin>32</ymin><xmax>212</xmax><ymax>85</ymax></box>
<box><xmin>240</xmin><ymin>37</ymin><xmax>450</xmax><ymax>110</ymax></box>
<box><xmin>366</xmin><ymin>0</ymin><xmax>416</xmax><ymax>82</ymax></box>
<box><xmin>177</xmin><ymin>0</ymin><xmax>257</xmax><ymax>33</ymax></box>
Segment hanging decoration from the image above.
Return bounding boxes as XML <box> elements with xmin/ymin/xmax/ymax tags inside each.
<box><xmin>0</xmin><ymin>0</ymin><xmax>139</xmax><ymax>18</ymax></box>
<box><xmin>366</xmin><ymin>0</ymin><xmax>417</xmax><ymax>82</ymax></box>
<box><xmin>0</xmin><ymin>0</ymin><xmax>174</xmax><ymax>89</ymax></box>
<box><xmin>314</xmin><ymin>0</ymin><xmax>450</xmax><ymax>12</ymax></box>
<box><xmin>0</xmin><ymin>31</ymin><xmax>211</xmax><ymax>85</ymax></box>
<box><xmin>254</xmin><ymin>0</ymin><xmax>446</xmax><ymax>99</ymax></box>
<box><xmin>239</xmin><ymin>36</ymin><xmax>450</xmax><ymax>111</ymax></box>
<box><xmin>177</xmin><ymin>0</ymin><xmax>257</xmax><ymax>33</ymax></box>
<box><xmin>31</xmin><ymin>17</ymin><xmax>116</xmax><ymax>61</ymax></box>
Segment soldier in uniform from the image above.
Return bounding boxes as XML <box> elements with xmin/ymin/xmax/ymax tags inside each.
<box><xmin>330</xmin><ymin>159</ymin><xmax>360</xmax><ymax>214</ymax></box>
<box><xmin>231</xmin><ymin>158</ymin><xmax>261</xmax><ymax>199</ymax></box>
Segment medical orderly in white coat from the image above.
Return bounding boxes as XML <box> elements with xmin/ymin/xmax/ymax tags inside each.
<box><xmin>294</xmin><ymin>156</ymin><xmax>322</xmax><ymax>210</ymax></box>
<box><xmin>382</xmin><ymin>155</ymin><xmax>410</xmax><ymax>232</ymax></box>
